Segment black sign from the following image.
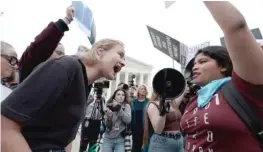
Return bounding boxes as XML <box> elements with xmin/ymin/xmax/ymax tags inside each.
<box><xmin>220</xmin><ymin>28</ymin><xmax>262</xmax><ymax>47</ymax></box>
<box><xmin>147</xmin><ymin>25</ymin><xmax>181</xmax><ymax>63</ymax></box>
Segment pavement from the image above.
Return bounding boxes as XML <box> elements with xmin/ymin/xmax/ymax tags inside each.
<box><xmin>71</xmin><ymin>131</ymin><xmax>102</xmax><ymax>152</ymax></box>
<box><xmin>71</xmin><ymin>133</ymin><xmax>132</xmax><ymax>152</ymax></box>
<box><xmin>71</xmin><ymin>132</ymin><xmax>81</xmax><ymax>152</ymax></box>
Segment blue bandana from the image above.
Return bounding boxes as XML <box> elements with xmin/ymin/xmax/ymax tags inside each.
<box><xmin>198</xmin><ymin>77</ymin><xmax>231</xmax><ymax>108</ymax></box>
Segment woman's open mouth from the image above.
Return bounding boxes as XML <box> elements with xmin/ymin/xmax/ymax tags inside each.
<box><xmin>113</xmin><ymin>65</ymin><xmax>121</xmax><ymax>74</ymax></box>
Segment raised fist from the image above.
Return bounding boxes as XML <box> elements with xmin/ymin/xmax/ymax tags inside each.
<box><xmin>64</xmin><ymin>6</ymin><xmax>75</xmax><ymax>24</ymax></box>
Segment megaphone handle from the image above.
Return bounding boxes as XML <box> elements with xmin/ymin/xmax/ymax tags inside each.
<box><xmin>159</xmin><ymin>98</ymin><xmax>167</xmax><ymax>116</ymax></box>
<box><xmin>166</xmin><ymin>103</ymin><xmax>170</xmax><ymax>112</ymax></box>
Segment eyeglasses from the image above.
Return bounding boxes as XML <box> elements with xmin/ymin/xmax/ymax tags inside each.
<box><xmin>1</xmin><ymin>54</ymin><xmax>18</xmax><ymax>66</ymax></box>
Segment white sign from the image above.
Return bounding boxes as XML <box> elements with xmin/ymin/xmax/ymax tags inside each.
<box><xmin>186</xmin><ymin>41</ymin><xmax>210</xmax><ymax>64</ymax></box>
<box><xmin>72</xmin><ymin>1</ymin><xmax>94</xmax><ymax>37</ymax></box>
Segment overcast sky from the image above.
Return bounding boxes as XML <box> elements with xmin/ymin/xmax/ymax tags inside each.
<box><xmin>1</xmin><ymin>0</ymin><xmax>263</xmax><ymax>75</ymax></box>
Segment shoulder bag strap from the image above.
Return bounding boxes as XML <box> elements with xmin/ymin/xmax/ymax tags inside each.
<box><xmin>222</xmin><ymin>81</ymin><xmax>263</xmax><ymax>148</ymax></box>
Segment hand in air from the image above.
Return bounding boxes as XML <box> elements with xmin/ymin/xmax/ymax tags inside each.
<box><xmin>64</xmin><ymin>6</ymin><xmax>75</xmax><ymax>24</ymax></box>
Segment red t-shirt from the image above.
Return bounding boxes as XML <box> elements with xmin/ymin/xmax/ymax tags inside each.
<box><xmin>180</xmin><ymin>72</ymin><xmax>263</xmax><ymax>152</ymax></box>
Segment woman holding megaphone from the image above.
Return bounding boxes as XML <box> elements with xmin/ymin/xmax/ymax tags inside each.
<box><xmin>142</xmin><ymin>92</ymin><xmax>185</xmax><ymax>152</ymax></box>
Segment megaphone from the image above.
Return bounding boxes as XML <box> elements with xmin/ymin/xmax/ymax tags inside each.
<box><xmin>152</xmin><ymin>68</ymin><xmax>186</xmax><ymax>116</ymax></box>
<box><xmin>152</xmin><ymin>59</ymin><xmax>201</xmax><ymax>116</ymax></box>
<box><xmin>153</xmin><ymin>68</ymin><xmax>186</xmax><ymax>100</ymax></box>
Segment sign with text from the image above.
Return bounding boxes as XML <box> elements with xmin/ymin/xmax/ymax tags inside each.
<box><xmin>147</xmin><ymin>25</ymin><xmax>181</xmax><ymax>63</ymax></box>
<box><xmin>220</xmin><ymin>28</ymin><xmax>262</xmax><ymax>47</ymax></box>
<box><xmin>180</xmin><ymin>43</ymin><xmax>188</xmax><ymax>67</ymax></box>
<box><xmin>72</xmin><ymin>1</ymin><xmax>96</xmax><ymax>45</ymax></box>
<box><xmin>187</xmin><ymin>41</ymin><xmax>210</xmax><ymax>64</ymax></box>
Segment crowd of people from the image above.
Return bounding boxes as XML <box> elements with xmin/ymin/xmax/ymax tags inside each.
<box><xmin>1</xmin><ymin>1</ymin><xmax>263</xmax><ymax>152</ymax></box>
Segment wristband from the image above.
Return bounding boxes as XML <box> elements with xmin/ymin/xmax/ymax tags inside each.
<box><xmin>64</xmin><ymin>17</ymin><xmax>71</xmax><ymax>24</ymax></box>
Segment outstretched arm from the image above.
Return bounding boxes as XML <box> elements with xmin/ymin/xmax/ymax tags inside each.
<box><xmin>204</xmin><ymin>1</ymin><xmax>263</xmax><ymax>84</ymax></box>
<box><xmin>18</xmin><ymin>7</ymin><xmax>75</xmax><ymax>82</ymax></box>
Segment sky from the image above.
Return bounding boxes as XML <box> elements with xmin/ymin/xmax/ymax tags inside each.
<box><xmin>1</xmin><ymin>0</ymin><xmax>263</xmax><ymax>77</ymax></box>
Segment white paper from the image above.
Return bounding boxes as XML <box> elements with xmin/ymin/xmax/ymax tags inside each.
<box><xmin>1</xmin><ymin>84</ymin><xmax>12</xmax><ymax>102</ymax></box>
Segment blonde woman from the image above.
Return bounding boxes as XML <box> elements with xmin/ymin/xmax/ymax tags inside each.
<box><xmin>1</xmin><ymin>38</ymin><xmax>126</xmax><ymax>152</ymax></box>
<box><xmin>131</xmin><ymin>85</ymin><xmax>149</xmax><ymax>152</ymax></box>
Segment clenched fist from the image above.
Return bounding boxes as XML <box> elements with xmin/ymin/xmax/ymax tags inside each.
<box><xmin>63</xmin><ymin>6</ymin><xmax>75</xmax><ymax>24</ymax></box>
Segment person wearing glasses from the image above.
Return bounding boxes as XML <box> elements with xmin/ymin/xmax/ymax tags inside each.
<box><xmin>1</xmin><ymin>42</ymin><xmax>18</xmax><ymax>81</ymax></box>
<box><xmin>0</xmin><ymin>41</ymin><xmax>18</xmax><ymax>101</ymax></box>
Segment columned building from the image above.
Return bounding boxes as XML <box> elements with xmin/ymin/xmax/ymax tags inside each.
<box><xmin>105</xmin><ymin>56</ymin><xmax>153</xmax><ymax>100</ymax></box>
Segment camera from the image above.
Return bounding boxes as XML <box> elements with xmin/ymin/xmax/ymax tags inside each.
<box><xmin>94</xmin><ymin>80</ymin><xmax>110</xmax><ymax>89</ymax></box>
<box><xmin>107</xmin><ymin>103</ymin><xmax>122</xmax><ymax>112</ymax></box>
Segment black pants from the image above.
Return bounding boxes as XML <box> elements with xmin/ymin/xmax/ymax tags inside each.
<box><xmin>132</xmin><ymin>130</ymin><xmax>143</xmax><ymax>152</ymax></box>
<box><xmin>79</xmin><ymin>119</ymin><xmax>101</xmax><ymax>152</ymax></box>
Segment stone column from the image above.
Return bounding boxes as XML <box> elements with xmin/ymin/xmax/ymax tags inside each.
<box><xmin>147</xmin><ymin>73</ymin><xmax>152</xmax><ymax>87</ymax></box>
<box><xmin>115</xmin><ymin>73</ymin><xmax>120</xmax><ymax>89</ymax></box>
<box><xmin>125</xmin><ymin>72</ymin><xmax>129</xmax><ymax>84</ymax></box>
<box><xmin>139</xmin><ymin>73</ymin><xmax>144</xmax><ymax>85</ymax></box>
<box><xmin>147</xmin><ymin>73</ymin><xmax>153</xmax><ymax>95</ymax></box>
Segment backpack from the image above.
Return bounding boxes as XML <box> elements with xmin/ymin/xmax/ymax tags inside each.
<box><xmin>221</xmin><ymin>81</ymin><xmax>263</xmax><ymax>149</ymax></box>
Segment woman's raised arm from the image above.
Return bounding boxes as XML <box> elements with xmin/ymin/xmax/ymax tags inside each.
<box><xmin>204</xmin><ymin>1</ymin><xmax>263</xmax><ymax>84</ymax></box>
